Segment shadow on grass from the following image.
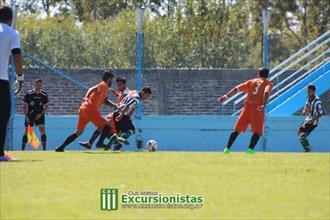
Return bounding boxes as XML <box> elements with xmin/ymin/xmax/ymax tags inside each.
<box><xmin>83</xmin><ymin>151</ymin><xmax>121</xmax><ymax>155</ymax></box>
<box><xmin>0</xmin><ymin>159</ymin><xmax>42</xmax><ymax>163</ymax></box>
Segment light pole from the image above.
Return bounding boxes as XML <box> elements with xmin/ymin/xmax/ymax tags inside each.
<box><xmin>135</xmin><ymin>7</ymin><xmax>144</xmax><ymax>118</ymax></box>
<box><xmin>261</xmin><ymin>7</ymin><xmax>271</xmax><ymax>68</ymax></box>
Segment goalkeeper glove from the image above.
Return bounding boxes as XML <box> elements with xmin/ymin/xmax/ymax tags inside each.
<box><xmin>14</xmin><ymin>74</ymin><xmax>24</xmax><ymax>95</ymax></box>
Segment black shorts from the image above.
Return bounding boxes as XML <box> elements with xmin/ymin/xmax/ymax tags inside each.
<box><xmin>0</xmin><ymin>80</ymin><xmax>11</xmax><ymax>120</ymax></box>
<box><xmin>114</xmin><ymin>112</ymin><xmax>135</xmax><ymax>132</ymax></box>
<box><xmin>25</xmin><ymin>114</ymin><xmax>45</xmax><ymax>127</ymax></box>
<box><xmin>299</xmin><ymin>122</ymin><xmax>317</xmax><ymax>136</ymax></box>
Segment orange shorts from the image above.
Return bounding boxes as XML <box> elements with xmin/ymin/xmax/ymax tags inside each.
<box><xmin>77</xmin><ymin>106</ymin><xmax>107</xmax><ymax>129</ymax></box>
<box><xmin>234</xmin><ymin>105</ymin><xmax>264</xmax><ymax>135</ymax></box>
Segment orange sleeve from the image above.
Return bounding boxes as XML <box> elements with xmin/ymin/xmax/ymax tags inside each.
<box><xmin>236</xmin><ymin>80</ymin><xmax>251</xmax><ymax>92</ymax></box>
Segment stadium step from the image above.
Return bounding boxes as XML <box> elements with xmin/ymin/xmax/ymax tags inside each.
<box><xmin>268</xmin><ymin>62</ymin><xmax>330</xmax><ymax>115</ymax></box>
<box><xmin>269</xmin><ymin>68</ymin><xmax>330</xmax><ymax>115</ymax></box>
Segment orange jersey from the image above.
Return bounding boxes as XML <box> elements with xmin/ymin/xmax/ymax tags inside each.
<box><xmin>236</xmin><ymin>78</ymin><xmax>273</xmax><ymax>106</ymax></box>
<box><xmin>82</xmin><ymin>81</ymin><xmax>109</xmax><ymax>109</ymax></box>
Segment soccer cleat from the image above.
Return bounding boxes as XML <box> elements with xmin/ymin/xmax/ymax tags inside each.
<box><xmin>304</xmin><ymin>146</ymin><xmax>311</xmax><ymax>152</ymax></box>
<box><xmin>78</xmin><ymin>141</ymin><xmax>91</xmax><ymax>149</ymax></box>
<box><xmin>117</xmin><ymin>137</ymin><xmax>129</xmax><ymax>146</ymax></box>
<box><xmin>0</xmin><ymin>152</ymin><xmax>17</xmax><ymax>162</ymax></box>
<box><xmin>223</xmin><ymin>147</ymin><xmax>230</xmax><ymax>154</ymax></box>
<box><xmin>114</xmin><ymin>144</ymin><xmax>123</xmax><ymax>151</ymax></box>
<box><xmin>246</xmin><ymin>148</ymin><xmax>255</xmax><ymax>154</ymax></box>
<box><xmin>96</xmin><ymin>143</ymin><xmax>107</xmax><ymax>148</ymax></box>
<box><xmin>55</xmin><ymin>147</ymin><xmax>64</xmax><ymax>152</ymax></box>
<box><xmin>107</xmin><ymin>134</ymin><xmax>130</xmax><ymax>146</ymax></box>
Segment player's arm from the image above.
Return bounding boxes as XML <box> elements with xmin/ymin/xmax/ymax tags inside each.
<box><xmin>12</xmin><ymin>51</ymin><xmax>24</xmax><ymax>94</ymax></box>
<box><xmin>218</xmin><ymin>80</ymin><xmax>250</xmax><ymax>103</ymax></box>
<box><xmin>110</xmin><ymin>88</ymin><xmax>119</xmax><ymax>97</ymax></box>
<box><xmin>84</xmin><ymin>86</ymin><xmax>99</xmax><ymax>100</ymax></box>
<box><xmin>217</xmin><ymin>87</ymin><xmax>239</xmax><ymax>103</ymax></box>
<box><xmin>103</xmin><ymin>98</ymin><xmax>117</xmax><ymax>108</ymax></box>
<box><xmin>258</xmin><ymin>84</ymin><xmax>272</xmax><ymax>111</ymax></box>
<box><xmin>302</xmin><ymin>103</ymin><xmax>310</xmax><ymax>115</ymax></box>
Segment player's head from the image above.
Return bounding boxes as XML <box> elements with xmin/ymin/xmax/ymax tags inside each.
<box><xmin>259</xmin><ymin>67</ymin><xmax>269</xmax><ymax>78</ymax></box>
<box><xmin>140</xmin><ymin>87</ymin><xmax>152</xmax><ymax>100</ymax></box>
<box><xmin>307</xmin><ymin>84</ymin><xmax>316</xmax><ymax>97</ymax></box>
<box><xmin>0</xmin><ymin>6</ymin><xmax>13</xmax><ymax>25</ymax></box>
<box><xmin>34</xmin><ymin>79</ymin><xmax>43</xmax><ymax>91</ymax></box>
<box><xmin>102</xmin><ymin>70</ymin><xmax>113</xmax><ymax>86</ymax></box>
<box><xmin>116</xmin><ymin>77</ymin><xmax>127</xmax><ymax>91</ymax></box>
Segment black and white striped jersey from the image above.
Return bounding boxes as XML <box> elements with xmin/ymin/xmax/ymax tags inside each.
<box><xmin>304</xmin><ymin>95</ymin><xmax>325</xmax><ymax>125</ymax></box>
<box><xmin>116</xmin><ymin>90</ymin><xmax>141</xmax><ymax>116</ymax></box>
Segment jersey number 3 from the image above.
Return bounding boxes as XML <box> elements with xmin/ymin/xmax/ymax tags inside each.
<box><xmin>252</xmin><ymin>82</ymin><xmax>262</xmax><ymax>95</ymax></box>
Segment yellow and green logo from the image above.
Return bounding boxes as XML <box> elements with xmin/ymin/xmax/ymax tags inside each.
<box><xmin>100</xmin><ymin>188</ymin><xmax>118</xmax><ymax>211</ymax></box>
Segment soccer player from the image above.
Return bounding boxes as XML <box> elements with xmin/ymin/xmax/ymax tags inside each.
<box><xmin>297</xmin><ymin>85</ymin><xmax>325</xmax><ymax>152</ymax></box>
<box><xmin>55</xmin><ymin>70</ymin><xmax>121</xmax><ymax>152</ymax></box>
<box><xmin>78</xmin><ymin>77</ymin><xmax>130</xmax><ymax>149</ymax></box>
<box><xmin>0</xmin><ymin>6</ymin><xmax>24</xmax><ymax>161</ymax></box>
<box><xmin>96</xmin><ymin>87</ymin><xmax>152</xmax><ymax>150</ymax></box>
<box><xmin>21</xmin><ymin>79</ymin><xmax>49</xmax><ymax>151</ymax></box>
<box><xmin>110</xmin><ymin>77</ymin><xmax>130</xmax><ymax>103</ymax></box>
<box><xmin>218</xmin><ymin>67</ymin><xmax>273</xmax><ymax>154</ymax></box>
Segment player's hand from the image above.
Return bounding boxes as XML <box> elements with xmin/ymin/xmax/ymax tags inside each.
<box><xmin>306</xmin><ymin>119</ymin><xmax>314</xmax><ymax>124</ymax></box>
<box><xmin>257</xmin><ymin>105</ymin><xmax>265</xmax><ymax>112</ymax></box>
<box><xmin>35</xmin><ymin>114</ymin><xmax>42</xmax><ymax>120</ymax></box>
<box><xmin>25</xmin><ymin>115</ymin><xmax>30</xmax><ymax>124</ymax></box>
<box><xmin>217</xmin><ymin>95</ymin><xmax>228</xmax><ymax>103</ymax></box>
<box><xmin>13</xmin><ymin>74</ymin><xmax>24</xmax><ymax>95</ymax></box>
<box><xmin>110</xmin><ymin>88</ymin><xmax>117</xmax><ymax>95</ymax></box>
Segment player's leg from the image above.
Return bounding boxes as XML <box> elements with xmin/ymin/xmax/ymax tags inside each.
<box><xmin>22</xmin><ymin>116</ymin><xmax>34</xmax><ymax>151</ymax></box>
<box><xmin>55</xmin><ymin>109</ymin><xmax>88</xmax><ymax>152</ymax></box>
<box><xmin>36</xmin><ymin>115</ymin><xmax>46</xmax><ymax>151</ymax></box>
<box><xmin>113</xmin><ymin>130</ymin><xmax>133</xmax><ymax>151</ymax></box>
<box><xmin>22</xmin><ymin>122</ymin><xmax>28</xmax><ymax>151</ymax></box>
<box><xmin>223</xmin><ymin>109</ymin><xmax>249</xmax><ymax>153</ymax></box>
<box><xmin>0</xmin><ymin>80</ymin><xmax>11</xmax><ymax>159</ymax></box>
<box><xmin>248</xmin><ymin>109</ymin><xmax>264</xmax><ymax>154</ymax></box>
<box><xmin>56</xmin><ymin>127</ymin><xmax>85</xmax><ymax>152</ymax></box>
<box><xmin>0</xmin><ymin>118</ymin><xmax>9</xmax><ymax>158</ymax></box>
<box><xmin>297</xmin><ymin>123</ymin><xmax>317</xmax><ymax>152</ymax></box>
<box><xmin>38</xmin><ymin>125</ymin><xmax>46</xmax><ymax>151</ymax></box>
<box><xmin>78</xmin><ymin>128</ymin><xmax>101</xmax><ymax>148</ymax></box>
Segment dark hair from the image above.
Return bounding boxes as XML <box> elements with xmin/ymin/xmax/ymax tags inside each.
<box><xmin>259</xmin><ymin>67</ymin><xmax>269</xmax><ymax>78</ymax></box>
<box><xmin>102</xmin><ymin>70</ymin><xmax>113</xmax><ymax>81</ymax></box>
<box><xmin>35</xmin><ymin>79</ymin><xmax>42</xmax><ymax>83</ymax></box>
<box><xmin>116</xmin><ymin>77</ymin><xmax>126</xmax><ymax>84</ymax></box>
<box><xmin>0</xmin><ymin>6</ymin><xmax>13</xmax><ymax>21</ymax></box>
<box><xmin>141</xmin><ymin>87</ymin><xmax>152</xmax><ymax>94</ymax></box>
<box><xmin>307</xmin><ymin>84</ymin><xmax>316</xmax><ymax>91</ymax></box>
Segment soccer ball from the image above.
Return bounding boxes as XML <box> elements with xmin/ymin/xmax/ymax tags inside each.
<box><xmin>145</xmin><ymin>140</ymin><xmax>158</xmax><ymax>152</ymax></box>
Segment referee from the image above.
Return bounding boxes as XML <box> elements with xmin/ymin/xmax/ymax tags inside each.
<box><xmin>22</xmin><ymin>79</ymin><xmax>49</xmax><ymax>151</ymax></box>
<box><xmin>0</xmin><ymin>6</ymin><xmax>24</xmax><ymax>161</ymax></box>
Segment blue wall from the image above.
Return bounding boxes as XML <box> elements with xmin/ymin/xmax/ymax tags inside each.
<box><xmin>13</xmin><ymin>115</ymin><xmax>330</xmax><ymax>152</ymax></box>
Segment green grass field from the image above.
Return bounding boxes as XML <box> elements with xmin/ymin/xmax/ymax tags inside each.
<box><xmin>1</xmin><ymin>151</ymin><xmax>329</xmax><ymax>220</ymax></box>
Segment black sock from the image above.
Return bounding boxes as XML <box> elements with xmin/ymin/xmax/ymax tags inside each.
<box><xmin>248</xmin><ymin>133</ymin><xmax>260</xmax><ymax>150</ymax></box>
<box><xmin>22</xmin><ymin>134</ymin><xmax>28</xmax><ymax>151</ymax></box>
<box><xmin>96</xmin><ymin>125</ymin><xmax>110</xmax><ymax>146</ymax></box>
<box><xmin>41</xmin><ymin>134</ymin><xmax>47</xmax><ymax>151</ymax></box>
<box><xmin>226</xmin><ymin>131</ymin><xmax>239</xmax><ymax>149</ymax></box>
<box><xmin>89</xmin><ymin>129</ymin><xmax>100</xmax><ymax>145</ymax></box>
<box><xmin>58</xmin><ymin>133</ymin><xmax>78</xmax><ymax>150</ymax></box>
